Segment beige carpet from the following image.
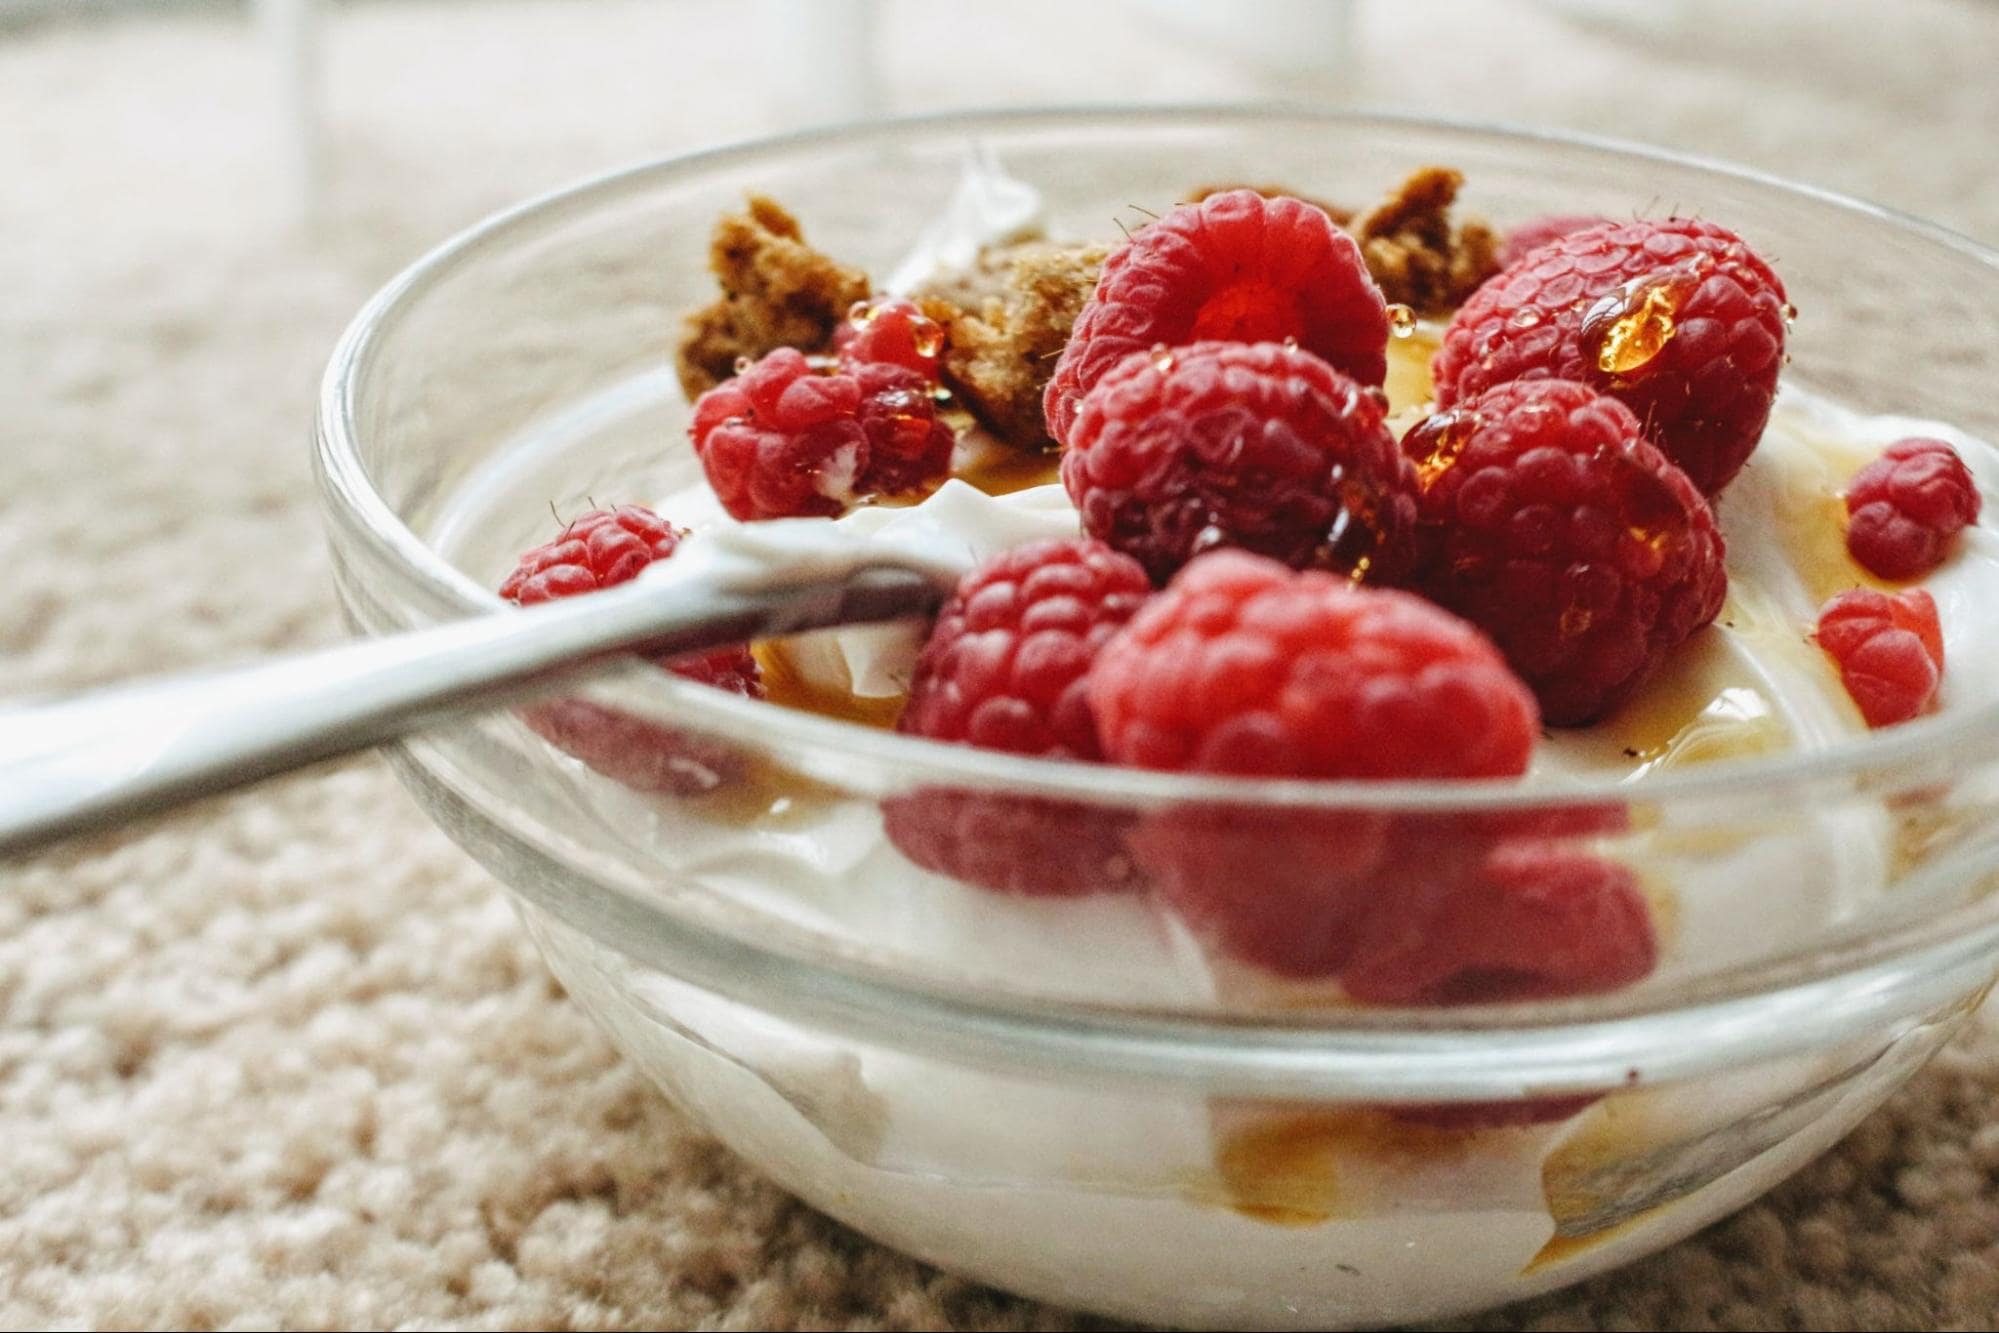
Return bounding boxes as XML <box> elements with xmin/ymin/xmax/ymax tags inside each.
<box><xmin>6</xmin><ymin>2</ymin><xmax>1999</xmax><ymax>1327</ymax></box>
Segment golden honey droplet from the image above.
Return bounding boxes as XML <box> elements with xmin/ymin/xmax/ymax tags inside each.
<box><xmin>732</xmin><ymin>355</ymin><xmax>754</xmax><ymax>374</ymax></box>
<box><xmin>1403</xmin><ymin>408</ymin><xmax>1480</xmax><ymax>491</ymax></box>
<box><xmin>848</xmin><ymin>298</ymin><xmax>878</xmax><ymax>324</ymax></box>
<box><xmin>1386</xmin><ymin>303</ymin><xmax>1418</xmax><ymax>338</ymax></box>
<box><xmin>912</xmin><ymin>321</ymin><xmax>944</xmax><ymax>359</ymax></box>
<box><xmin>1579</xmin><ymin>268</ymin><xmax>1701</xmax><ymax>383</ymax></box>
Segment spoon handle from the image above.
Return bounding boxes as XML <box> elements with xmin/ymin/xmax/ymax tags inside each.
<box><xmin>0</xmin><ymin>567</ymin><xmax>938</xmax><ymax>859</ymax></box>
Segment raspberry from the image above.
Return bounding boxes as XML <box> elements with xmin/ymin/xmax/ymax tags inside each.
<box><xmin>1043</xmin><ymin>190</ymin><xmax>1388</xmax><ymax>443</ymax></box>
<box><xmin>499</xmin><ymin>505</ymin><xmax>762</xmax><ymax>793</ymax></box>
<box><xmin>884</xmin><ymin>538</ymin><xmax>1153</xmax><ymax>896</ymax></box>
<box><xmin>1127</xmin><ymin>806</ymin><xmax>1391</xmax><ymax>976</ymax></box>
<box><xmin>1815</xmin><ymin>587</ymin><xmax>1944</xmax><ymax>728</ymax></box>
<box><xmin>1496</xmin><ymin>213</ymin><xmax>1605</xmax><ymax>269</ymax></box>
<box><xmin>896</xmin><ymin>538</ymin><xmax>1153</xmax><ymax>758</ymax></box>
<box><xmin>1844</xmin><ymin>437</ymin><xmax>1982</xmax><ymax>580</ymax></box>
<box><xmin>1093</xmin><ymin>552</ymin><xmax>1538</xmax><ymax>974</ymax></box>
<box><xmin>1062</xmin><ymin>340</ymin><xmax>1420</xmax><ymax>585</ymax></box>
<box><xmin>1341</xmin><ymin>837</ymin><xmax>1658</xmax><ymax>1006</ymax></box>
<box><xmin>1092</xmin><ymin>551</ymin><xmax>1537</xmax><ymax>779</ymax></box>
<box><xmin>689</xmin><ymin>347</ymin><xmax>954</xmax><ymax>519</ymax></box>
<box><xmin>832</xmin><ymin>297</ymin><xmax>946</xmax><ymax>380</ymax></box>
<box><xmin>1403</xmin><ymin>379</ymin><xmax>1727</xmax><ymax>725</ymax></box>
<box><xmin>1432</xmin><ymin>217</ymin><xmax>1787</xmax><ymax>495</ymax></box>
<box><xmin>881</xmin><ymin>792</ymin><xmax>1143</xmax><ymax>899</ymax></box>
<box><xmin>1351</xmin><ymin>830</ymin><xmax>1657</xmax><ymax>1128</ymax></box>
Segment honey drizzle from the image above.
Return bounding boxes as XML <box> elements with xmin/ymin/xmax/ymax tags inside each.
<box><xmin>1579</xmin><ymin>266</ymin><xmax>1703</xmax><ymax>386</ymax></box>
<box><xmin>1382</xmin><ymin>324</ymin><xmax>1440</xmax><ymax>418</ymax></box>
<box><xmin>1598</xmin><ymin>631</ymin><xmax>1792</xmax><ymax>777</ymax></box>
<box><xmin>1207</xmin><ymin>1105</ymin><xmax>1484</xmax><ymax>1226</ymax></box>
<box><xmin>677</xmin><ymin>641</ymin><xmax>901</xmax><ymax>827</ymax></box>
<box><xmin>753</xmin><ymin>640</ymin><xmax>905</xmax><ymax>730</ymax></box>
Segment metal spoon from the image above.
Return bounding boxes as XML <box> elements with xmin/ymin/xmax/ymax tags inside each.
<box><xmin>0</xmin><ymin>566</ymin><xmax>940</xmax><ymax>859</ymax></box>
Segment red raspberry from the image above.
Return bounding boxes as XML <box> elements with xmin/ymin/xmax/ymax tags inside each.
<box><xmin>1815</xmin><ymin>587</ymin><xmax>1944</xmax><ymax>728</ymax></box>
<box><xmin>1341</xmin><ymin>838</ymin><xmax>1658</xmax><ymax>1006</ymax></box>
<box><xmin>832</xmin><ymin>297</ymin><xmax>945</xmax><ymax>380</ymax></box>
<box><xmin>1353</xmin><ymin>830</ymin><xmax>1657</xmax><ymax>1128</ymax></box>
<box><xmin>1432</xmin><ymin>217</ymin><xmax>1787</xmax><ymax>495</ymax></box>
<box><xmin>884</xmin><ymin>538</ymin><xmax>1153</xmax><ymax>896</ymax></box>
<box><xmin>1496</xmin><ymin>213</ymin><xmax>1605</xmax><ymax>269</ymax></box>
<box><xmin>1844</xmin><ymin>437</ymin><xmax>1982</xmax><ymax>580</ymax></box>
<box><xmin>1092</xmin><ymin>550</ymin><xmax>1536</xmax><ymax>778</ymax></box>
<box><xmin>1062</xmin><ymin>340</ymin><xmax>1419</xmax><ymax>585</ymax></box>
<box><xmin>1043</xmin><ymin>190</ymin><xmax>1388</xmax><ymax>444</ymax></box>
<box><xmin>881</xmin><ymin>793</ymin><xmax>1143</xmax><ymax>899</ymax></box>
<box><xmin>689</xmin><ymin>347</ymin><xmax>954</xmax><ymax>519</ymax></box>
<box><xmin>500</xmin><ymin>506</ymin><xmax>762</xmax><ymax>793</ymax></box>
<box><xmin>1403</xmin><ymin>379</ymin><xmax>1727</xmax><ymax>725</ymax></box>
<box><xmin>1094</xmin><ymin>551</ymin><xmax>1538</xmax><ymax>974</ymax></box>
<box><xmin>896</xmin><ymin>538</ymin><xmax>1152</xmax><ymax>758</ymax></box>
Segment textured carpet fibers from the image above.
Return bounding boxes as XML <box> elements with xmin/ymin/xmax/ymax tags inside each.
<box><xmin>6</xmin><ymin>2</ymin><xmax>1999</xmax><ymax>1328</ymax></box>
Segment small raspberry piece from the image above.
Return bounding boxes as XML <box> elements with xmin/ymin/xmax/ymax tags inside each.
<box><xmin>500</xmin><ymin>506</ymin><xmax>763</xmax><ymax>793</ymax></box>
<box><xmin>1815</xmin><ymin>587</ymin><xmax>1944</xmax><ymax>728</ymax></box>
<box><xmin>1844</xmin><ymin>437</ymin><xmax>1982</xmax><ymax>580</ymax></box>
<box><xmin>1433</xmin><ymin>217</ymin><xmax>1787</xmax><ymax>494</ymax></box>
<box><xmin>689</xmin><ymin>347</ymin><xmax>954</xmax><ymax>519</ymax></box>
<box><xmin>832</xmin><ymin>296</ymin><xmax>946</xmax><ymax>380</ymax></box>
<box><xmin>1404</xmin><ymin>379</ymin><xmax>1727</xmax><ymax>725</ymax></box>
<box><xmin>1062</xmin><ymin>340</ymin><xmax>1420</xmax><ymax>585</ymax></box>
<box><xmin>885</xmin><ymin>538</ymin><xmax>1154</xmax><ymax>896</ymax></box>
<box><xmin>1043</xmin><ymin>190</ymin><xmax>1388</xmax><ymax>443</ymax></box>
<box><xmin>1496</xmin><ymin>213</ymin><xmax>1606</xmax><ymax>269</ymax></box>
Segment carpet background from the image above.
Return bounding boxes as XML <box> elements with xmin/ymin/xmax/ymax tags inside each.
<box><xmin>6</xmin><ymin>2</ymin><xmax>1999</xmax><ymax>1328</ymax></box>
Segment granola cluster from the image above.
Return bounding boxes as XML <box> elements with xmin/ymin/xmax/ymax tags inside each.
<box><xmin>673</xmin><ymin>196</ymin><xmax>870</xmax><ymax>400</ymax></box>
<box><xmin>672</xmin><ymin>167</ymin><xmax>1498</xmax><ymax>449</ymax></box>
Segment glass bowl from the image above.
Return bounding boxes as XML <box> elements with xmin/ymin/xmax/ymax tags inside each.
<box><xmin>314</xmin><ymin>108</ymin><xmax>1999</xmax><ymax>1329</ymax></box>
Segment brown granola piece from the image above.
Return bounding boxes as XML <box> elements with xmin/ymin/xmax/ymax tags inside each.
<box><xmin>927</xmin><ymin>241</ymin><xmax>1109</xmax><ymax>451</ymax></box>
<box><xmin>1351</xmin><ymin>166</ymin><xmax>1500</xmax><ymax>316</ymax></box>
<box><xmin>1184</xmin><ymin>182</ymin><xmax>1353</xmax><ymax>228</ymax></box>
<box><xmin>673</xmin><ymin>196</ymin><xmax>871</xmax><ymax>399</ymax></box>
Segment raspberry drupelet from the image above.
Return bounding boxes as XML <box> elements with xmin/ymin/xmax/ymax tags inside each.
<box><xmin>1432</xmin><ymin>217</ymin><xmax>1788</xmax><ymax>496</ymax></box>
<box><xmin>1043</xmin><ymin>189</ymin><xmax>1390</xmax><ymax>444</ymax></box>
<box><xmin>1844</xmin><ymin>437</ymin><xmax>1982</xmax><ymax>580</ymax></box>
<box><xmin>690</xmin><ymin>347</ymin><xmax>954</xmax><ymax>520</ymax></box>
<box><xmin>1403</xmin><ymin>379</ymin><xmax>1727</xmax><ymax>726</ymax></box>
<box><xmin>1816</xmin><ymin>587</ymin><xmax>1944</xmax><ymax>728</ymax></box>
<box><xmin>499</xmin><ymin>505</ymin><xmax>762</xmax><ymax>794</ymax></box>
<box><xmin>883</xmin><ymin>537</ymin><xmax>1154</xmax><ymax>897</ymax></box>
<box><xmin>1062</xmin><ymin>340</ymin><xmax>1420</xmax><ymax>586</ymax></box>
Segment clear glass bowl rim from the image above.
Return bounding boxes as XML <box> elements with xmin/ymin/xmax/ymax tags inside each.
<box><xmin>316</xmin><ymin>105</ymin><xmax>1999</xmax><ymax>1096</ymax></box>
